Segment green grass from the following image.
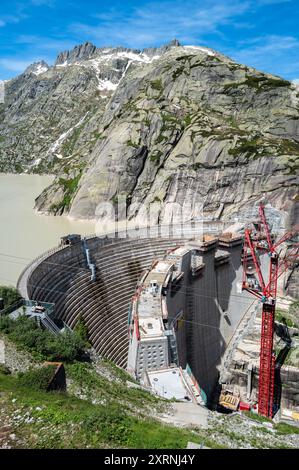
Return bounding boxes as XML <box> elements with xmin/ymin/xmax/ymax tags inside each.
<box><xmin>0</xmin><ymin>368</ymin><xmax>207</xmax><ymax>449</ymax></box>
<box><xmin>228</xmin><ymin>138</ymin><xmax>261</xmax><ymax>157</ymax></box>
<box><xmin>275</xmin><ymin>422</ymin><xmax>299</xmax><ymax>435</ymax></box>
<box><xmin>61</xmin><ymin>125</ymin><xmax>84</xmax><ymax>157</ymax></box>
<box><xmin>156</xmin><ymin>134</ymin><xmax>168</xmax><ymax>144</ymax></box>
<box><xmin>243</xmin><ymin>411</ymin><xmax>272</xmax><ymax>423</ymax></box>
<box><xmin>175</xmin><ymin>54</ymin><xmax>195</xmax><ymax>63</ymax></box>
<box><xmin>224</xmin><ymin>75</ymin><xmax>290</xmax><ymax>94</ymax></box>
<box><xmin>66</xmin><ymin>362</ymin><xmax>160</xmax><ymax>409</ymax></box>
<box><xmin>278</xmin><ymin>139</ymin><xmax>299</xmax><ymax>156</ymax></box>
<box><xmin>183</xmin><ymin>114</ymin><xmax>192</xmax><ymax>127</ymax></box>
<box><xmin>18</xmin><ymin>365</ymin><xmax>58</xmax><ymax>391</ymax></box>
<box><xmin>172</xmin><ymin>66</ymin><xmax>185</xmax><ymax>80</ymax></box>
<box><xmin>150</xmin><ymin>79</ymin><xmax>163</xmax><ymax>91</ymax></box>
<box><xmin>92</xmin><ymin>131</ymin><xmax>105</xmax><ymax>140</ymax></box>
<box><xmin>149</xmin><ymin>150</ymin><xmax>163</xmax><ymax>165</ymax></box>
<box><xmin>223</xmin><ymin>82</ymin><xmax>241</xmax><ymax>91</ymax></box>
<box><xmin>244</xmin><ymin>75</ymin><xmax>290</xmax><ymax>92</ymax></box>
<box><xmin>102</xmin><ymin>358</ymin><xmax>136</xmax><ymax>384</ymax></box>
<box><xmin>275</xmin><ymin>309</ymin><xmax>299</xmax><ymax>328</ymax></box>
<box><xmin>126</xmin><ymin>139</ymin><xmax>139</xmax><ymax>149</ymax></box>
<box><xmin>50</xmin><ymin>172</ymin><xmax>82</xmax><ymax>213</ymax></box>
<box><xmin>161</xmin><ymin>113</ymin><xmax>178</xmax><ymax>124</ymax></box>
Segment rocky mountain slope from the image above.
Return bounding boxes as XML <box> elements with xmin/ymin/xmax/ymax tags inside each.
<box><xmin>1</xmin><ymin>40</ymin><xmax>298</xmax><ymax>223</ymax></box>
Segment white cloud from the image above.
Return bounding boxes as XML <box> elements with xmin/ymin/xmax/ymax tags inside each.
<box><xmin>0</xmin><ymin>14</ymin><xmax>25</xmax><ymax>27</ymax></box>
<box><xmin>0</xmin><ymin>57</ymin><xmax>50</xmax><ymax>73</ymax></box>
<box><xmin>70</xmin><ymin>0</ymin><xmax>251</xmax><ymax>48</ymax></box>
<box><xmin>16</xmin><ymin>35</ymin><xmax>75</xmax><ymax>51</ymax></box>
<box><xmin>227</xmin><ymin>35</ymin><xmax>299</xmax><ymax>78</ymax></box>
<box><xmin>0</xmin><ymin>59</ymin><xmax>33</xmax><ymax>73</ymax></box>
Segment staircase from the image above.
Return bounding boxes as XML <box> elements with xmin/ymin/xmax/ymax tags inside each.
<box><xmin>166</xmin><ymin>330</ymin><xmax>179</xmax><ymax>364</ymax></box>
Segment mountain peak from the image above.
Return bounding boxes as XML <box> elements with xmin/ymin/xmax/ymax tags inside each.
<box><xmin>142</xmin><ymin>39</ymin><xmax>181</xmax><ymax>58</ymax></box>
<box><xmin>25</xmin><ymin>60</ymin><xmax>49</xmax><ymax>76</ymax></box>
<box><xmin>55</xmin><ymin>41</ymin><xmax>97</xmax><ymax>65</ymax></box>
<box><xmin>167</xmin><ymin>39</ymin><xmax>181</xmax><ymax>47</ymax></box>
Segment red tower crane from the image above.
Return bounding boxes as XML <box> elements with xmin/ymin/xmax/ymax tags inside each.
<box><xmin>242</xmin><ymin>204</ymin><xmax>299</xmax><ymax>418</ymax></box>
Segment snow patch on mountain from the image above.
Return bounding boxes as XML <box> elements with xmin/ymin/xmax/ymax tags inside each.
<box><xmin>97</xmin><ymin>79</ymin><xmax>118</xmax><ymax>91</ymax></box>
<box><xmin>56</xmin><ymin>50</ymin><xmax>161</xmax><ymax>70</ymax></box>
<box><xmin>25</xmin><ymin>61</ymin><xmax>49</xmax><ymax>76</ymax></box>
<box><xmin>48</xmin><ymin>112</ymin><xmax>89</xmax><ymax>157</ymax></box>
<box><xmin>184</xmin><ymin>45</ymin><xmax>215</xmax><ymax>56</ymax></box>
<box><xmin>56</xmin><ymin>61</ymin><xmax>68</xmax><ymax>68</ymax></box>
<box><xmin>33</xmin><ymin>64</ymin><xmax>49</xmax><ymax>75</ymax></box>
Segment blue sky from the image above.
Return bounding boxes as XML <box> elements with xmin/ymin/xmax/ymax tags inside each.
<box><xmin>1</xmin><ymin>0</ymin><xmax>299</xmax><ymax>81</ymax></box>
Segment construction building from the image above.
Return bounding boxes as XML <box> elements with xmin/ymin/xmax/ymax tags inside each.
<box><xmin>16</xmin><ymin>223</ymin><xmax>299</xmax><ymax>416</ymax></box>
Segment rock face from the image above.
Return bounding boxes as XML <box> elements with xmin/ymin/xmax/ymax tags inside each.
<box><xmin>1</xmin><ymin>40</ymin><xmax>298</xmax><ymax>221</ymax></box>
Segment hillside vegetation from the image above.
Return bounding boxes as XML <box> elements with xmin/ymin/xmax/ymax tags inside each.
<box><xmin>1</xmin><ymin>319</ymin><xmax>299</xmax><ymax>449</ymax></box>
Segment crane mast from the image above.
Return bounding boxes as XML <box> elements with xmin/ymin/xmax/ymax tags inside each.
<box><xmin>242</xmin><ymin>204</ymin><xmax>298</xmax><ymax>418</ymax></box>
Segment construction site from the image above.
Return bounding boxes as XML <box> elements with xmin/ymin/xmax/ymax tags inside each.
<box><xmin>14</xmin><ymin>205</ymin><xmax>299</xmax><ymax>424</ymax></box>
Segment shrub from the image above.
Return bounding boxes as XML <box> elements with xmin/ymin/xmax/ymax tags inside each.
<box><xmin>150</xmin><ymin>150</ymin><xmax>162</xmax><ymax>164</ymax></box>
<box><xmin>228</xmin><ymin>138</ymin><xmax>259</xmax><ymax>157</ymax></box>
<box><xmin>150</xmin><ymin>79</ymin><xmax>163</xmax><ymax>91</ymax></box>
<box><xmin>126</xmin><ymin>139</ymin><xmax>139</xmax><ymax>148</ymax></box>
<box><xmin>0</xmin><ymin>286</ymin><xmax>22</xmax><ymax>310</ymax></box>
<box><xmin>0</xmin><ymin>315</ymin><xmax>15</xmax><ymax>333</ymax></box>
<box><xmin>74</xmin><ymin>316</ymin><xmax>90</xmax><ymax>347</ymax></box>
<box><xmin>0</xmin><ymin>315</ymin><xmax>86</xmax><ymax>362</ymax></box>
<box><xmin>45</xmin><ymin>331</ymin><xmax>86</xmax><ymax>362</ymax></box>
<box><xmin>54</xmin><ymin>173</ymin><xmax>82</xmax><ymax>212</ymax></box>
<box><xmin>0</xmin><ymin>364</ymin><xmax>11</xmax><ymax>375</ymax></box>
<box><xmin>183</xmin><ymin>115</ymin><xmax>192</xmax><ymax>127</ymax></box>
<box><xmin>244</xmin><ymin>74</ymin><xmax>289</xmax><ymax>92</ymax></box>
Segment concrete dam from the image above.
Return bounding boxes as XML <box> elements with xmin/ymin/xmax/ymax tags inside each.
<box><xmin>17</xmin><ymin>224</ymin><xmax>255</xmax><ymax>401</ymax></box>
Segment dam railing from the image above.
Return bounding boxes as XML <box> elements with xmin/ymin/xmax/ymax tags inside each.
<box><xmin>17</xmin><ymin>221</ymin><xmax>230</xmax><ymax>299</ymax></box>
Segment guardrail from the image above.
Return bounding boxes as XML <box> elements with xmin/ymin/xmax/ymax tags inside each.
<box><xmin>17</xmin><ymin>244</ymin><xmax>67</xmax><ymax>296</ymax></box>
<box><xmin>0</xmin><ymin>299</ymin><xmax>24</xmax><ymax>316</ymax></box>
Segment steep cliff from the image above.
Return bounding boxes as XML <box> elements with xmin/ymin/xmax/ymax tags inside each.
<box><xmin>68</xmin><ymin>44</ymin><xmax>299</xmax><ymax>223</ymax></box>
<box><xmin>1</xmin><ymin>41</ymin><xmax>298</xmax><ymax>221</ymax></box>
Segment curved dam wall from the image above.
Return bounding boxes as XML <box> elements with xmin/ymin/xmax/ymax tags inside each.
<box><xmin>18</xmin><ymin>223</ymin><xmax>236</xmax><ymax>372</ymax></box>
<box><xmin>22</xmin><ymin>234</ymin><xmax>191</xmax><ymax>367</ymax></box>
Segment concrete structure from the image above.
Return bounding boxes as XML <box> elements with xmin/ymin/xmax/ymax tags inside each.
<box><xmin>16</xmin><ymin>223</ymin><xmax>299</xmax><ymax>414</ymax></box>
<box><xmin>144</xmin><ymin>367</ymin><xmax>199</xmax><ymax>402</ymax></box>
<box><xmin>17</xmin><ymin>223</ymin><xmax>227</xmax><ymax>369</ymax></box>
<box><xmin>220</xmin><ymin>304</ymin><xmax>299</xmax><ymax>413</ymax></box>
<box><xmin>4</xmin><ymin>299</ymin><xmax>61</xmax><ymax>335</ymax></box>
<box><xmin>127</xmin><ymin>232</ymin><xmax>255</xmax><ymax>405</ymax></box>
<box><xmin>17</xmin><ymin>225</ymin><xmax>258</xmax><ymax>405</ymax></box>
